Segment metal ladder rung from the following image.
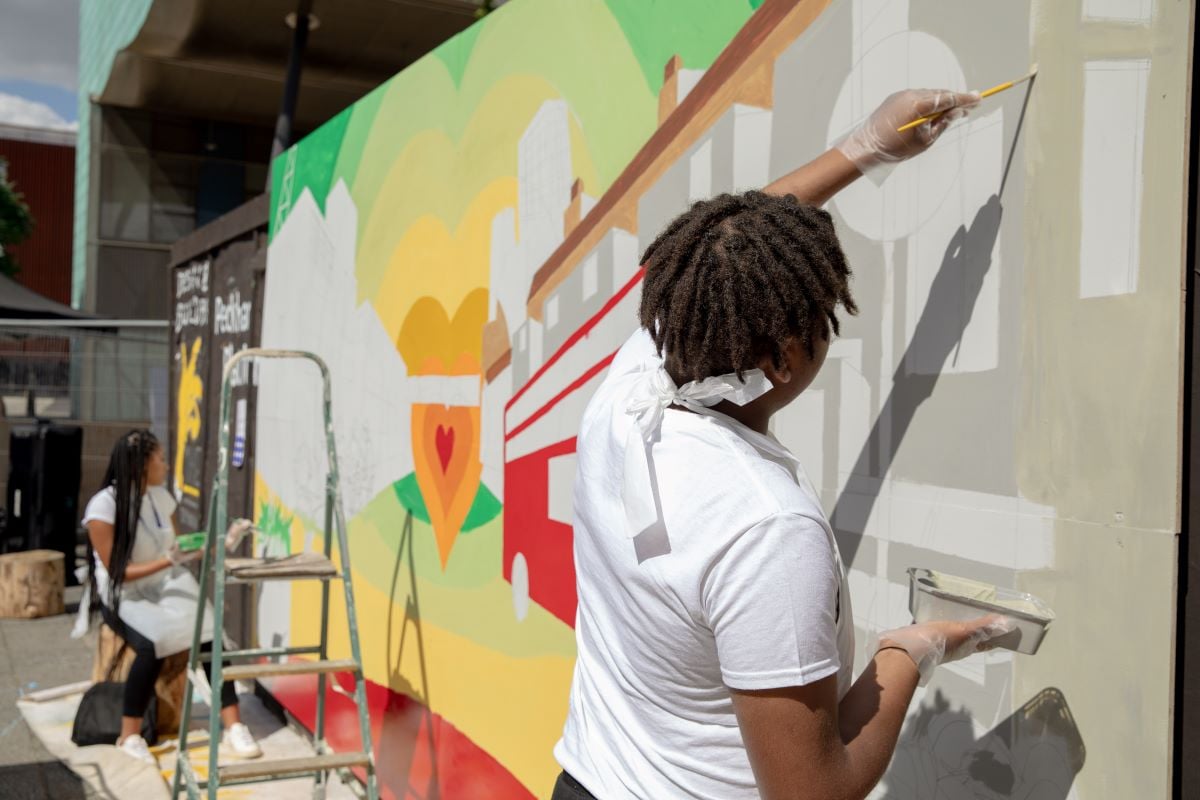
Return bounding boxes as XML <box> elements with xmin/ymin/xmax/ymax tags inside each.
<box><xmin>174</xmin><ymin>348</ymin><xmax>377</xmax><ymax>799</ymax></box>
<box><xmin>221</xmin><ymin>658</ymin><xmax>360</xmax><ymax>682</ymax></box>
<box><xmin>218</xmin><ymin>752</ymin><xmax>371</xmax><ymax>783</ymax></box>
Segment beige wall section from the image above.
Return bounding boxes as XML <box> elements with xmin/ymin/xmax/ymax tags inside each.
<box><xmin>1019</xmin><ymin>0</ymin><xmax>1188</xmax><ymax>533</ymax></box>
<box><xmin>1019</xmin><ymin>523</ymin><xmax>1176</xmax><ymax>799</ymax></box>
<box><xmin>1016</xmin><ymin>1</ymin><xmax>1192</xmax><ymax>797</ymax></box>
<box><xmin>761</xmin><ymin>0</ymin><xmax>1192</xmax><ymax>795</ymax></box>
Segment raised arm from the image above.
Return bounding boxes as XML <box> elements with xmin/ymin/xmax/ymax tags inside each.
<box><xmin>764</xmin><ymin>88</ymin><xmax>980</xmax><ymax>206</ymax></box>
<box><xmin>764</xmin><ymin>148</ymin><xmax>861</xmax><ymax>206</ymax></box>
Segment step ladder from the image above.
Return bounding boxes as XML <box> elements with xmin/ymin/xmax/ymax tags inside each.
<box><xmin>172</xmin><ymin>348</ymin><xmax>378</xmax><ymax>800</ymax></box>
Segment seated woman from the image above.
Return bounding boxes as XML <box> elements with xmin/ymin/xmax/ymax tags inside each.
<box><xmin>80</xmin><ymin>429</ymin><xmax>262</xmax><ymax>766</ymax></box>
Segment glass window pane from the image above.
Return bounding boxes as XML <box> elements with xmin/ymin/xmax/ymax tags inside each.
<box><xmin>99</xmin><ymin>148</ymin><xmax>151</xmax><ymax>241</ymax></box>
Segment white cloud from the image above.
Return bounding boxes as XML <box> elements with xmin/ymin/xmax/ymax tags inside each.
<box><xmin>0</xmin><ymin>91</ymin><xmax>76</xmax><ymax>130</ymax></box>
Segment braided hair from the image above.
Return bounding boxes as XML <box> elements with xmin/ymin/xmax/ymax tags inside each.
<box><xmin>639</xmin><ymin>190</ymin><xmax>857</xmax><ymax>385</ymax></box>
<box><xmin>84</xmin><ymin>429</ymin><xmax>160</xmax><ymax>619</ymax></box>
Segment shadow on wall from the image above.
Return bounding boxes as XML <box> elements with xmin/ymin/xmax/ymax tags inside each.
<box><xmin>882</xmin><ymin>687</ymin><xmax>1086</xmax><ymax>799</ymax></box>
<box><xmin>832</xmin><ymin>192</ymin><xmax>1004</xmax><ymax>566</ymax></box>
<box><xmin>380</xmin><ymin>510</ymin><xmax>442</xmax><ymax>798</ymax></box>
<box><xmin>830</xmin><ymin>78</ymin><xmax>1034</xmax><ymax>568</ymax></box>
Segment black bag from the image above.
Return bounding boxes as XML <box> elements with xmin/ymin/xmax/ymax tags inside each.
<box><xmin>71</xmin><ymin>642</ymin><xmax>157</xmax><ymax>747</ymax></box>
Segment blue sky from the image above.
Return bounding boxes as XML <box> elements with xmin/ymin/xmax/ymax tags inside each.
<box><xmin>0</xmin><ymin>0</ymin><xmax>79</xmax><ymax>130</ymax></box>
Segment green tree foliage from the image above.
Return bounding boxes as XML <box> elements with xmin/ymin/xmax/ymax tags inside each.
<box><xmin>0</xmin><ymin>160</ymin><xmax>34</xmax><ymax>278</ymax></box>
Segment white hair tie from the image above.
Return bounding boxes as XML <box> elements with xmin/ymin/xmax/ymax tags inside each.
<box><xmin>621</xmin><ymin>365</ymin><xmax>772</xmax><ymax>538</ymax></box>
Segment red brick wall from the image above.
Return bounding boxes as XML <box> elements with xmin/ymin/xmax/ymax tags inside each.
<box><xmin>0</xmin><ymin>138</ymin><xmax>74</xmax><ymax>305</ymax></box>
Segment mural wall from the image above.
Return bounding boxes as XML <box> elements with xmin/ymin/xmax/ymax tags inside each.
<box><xmin>170</xmin><ymin>236</ymin><xmax>261</xmax><ymax>535</ymax></box>
<box><xmin>256</xmin><ymin>0</ymin><xmax>1192</xmax><ymax>797</ymax></box>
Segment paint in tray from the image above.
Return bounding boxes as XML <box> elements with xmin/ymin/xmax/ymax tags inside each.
<box><xmin>908</xmin><ymin>567</ymin><xmax>1055</xmax><ymax>655</ymax></box>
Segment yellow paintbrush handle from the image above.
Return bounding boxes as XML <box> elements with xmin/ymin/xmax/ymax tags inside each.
<box><xmin>896</xmin><ymin>114</ymin><xmax>935</xmax><ymax>134</ymax></box>
<box><xmin>978</xmin><ymin>80</ymin><xmax>1015</xmax><ymax>99</ymax></box>
<box><xmin>895</xmin><ymin>76</ymin><xmax>1023</xmax><ymax>132</ymax></box>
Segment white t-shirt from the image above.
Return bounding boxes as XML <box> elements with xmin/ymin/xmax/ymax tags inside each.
<box><xmin>554</xmin><ymin>330</ymin><xmax>854</xmax><ymax>800</ymax></box>
<box><xmin>82</xmin><ymin>484</ymin><xmax>177</xmax><ymax>597</ymax></box>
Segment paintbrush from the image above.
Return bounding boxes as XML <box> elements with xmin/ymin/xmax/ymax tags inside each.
<box><xmin>896</xmin><ymin>65</ymin><xmax>1038</xmax><ymax>133</ymax></box>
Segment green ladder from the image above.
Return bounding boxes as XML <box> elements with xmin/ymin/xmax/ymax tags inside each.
<box><xmin>172</xmin><ymin>348</ymin><xmax>379</xmax><ymax>800</ymax></box>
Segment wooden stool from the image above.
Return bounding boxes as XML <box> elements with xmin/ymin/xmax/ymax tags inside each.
<box><xmin>0</xmin><ymin>549</ymin><xmax>64</xmax><ymax>618</ymax></box>
<box><xmin>92</xmin><ymin>623</ymin><xmax>190</xmax><ymax>737</ymax></box>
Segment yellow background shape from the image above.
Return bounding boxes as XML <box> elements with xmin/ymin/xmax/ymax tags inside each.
<box><xmin>174</xmin><ymin>337</ymin><xmax>203</xmax><ymax>498</ymax></box>
<box><xmin>359</xmin><ymin>73</ymin><xmax>595</xmax><ymax>323</ymax></box>
<box><xmin>255</xmin><ymin>473</ymin><xmax>576</xmax><ymax>798</ymax></box>
<box><xmin>289</xmin><ymin>567</ymin><xmax>573</xmax><ymax>798</ymax></box>
<box><xmin>394</xmin><ymin>288</ymin><xmax>489</xmax><ymax>376</ymax></box>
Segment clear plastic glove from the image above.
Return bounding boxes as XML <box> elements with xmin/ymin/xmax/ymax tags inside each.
<box><xmin>835</xmin><ymin>89</ymin><xmax>982</xmax><ymax>175</ymax></box>
<box><xmin>878</xmin><ymin>615</ymin><xmax>1014</xmax><ymax>686</ymax></box>
<box><xmin>167</xmin><ymin>539</ymin><xmax>202</xmax><ymax>566</ymax></box>
<box><xmin>225</xmin><ymin>518</ymin><xmax>254</xmax><ymax>552</ymax></box>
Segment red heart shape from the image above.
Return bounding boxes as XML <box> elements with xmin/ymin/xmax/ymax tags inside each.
<box><xmin>435</xmin><ymin>424</ymin><xmax>455</xmax><ymax>473</ymax></box>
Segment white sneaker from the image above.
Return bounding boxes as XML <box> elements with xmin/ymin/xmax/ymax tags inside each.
<box><xmin>221</xmin><ymin>722</ymin><xmax>262</xmax><ymax>759</ymax></box>
<box><xmin>118</xmin><ymin>733</ymin><xmax>157</xmax><ymax>766</ymax></box>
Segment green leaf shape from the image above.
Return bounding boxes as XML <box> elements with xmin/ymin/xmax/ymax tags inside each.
<box><xmin>602</xmin><ymin>0</ymin><xmax>757</xmax><ymax>94</ymax></box>
<box><xmin>256</xmin><ymin>500</ymin><xmax>294</xmax><ymax>554</ymax></box>
<box><xmin>390</xmin><ymin>473</ymin><xmax>502</xmax><ymax>534</ymax></box>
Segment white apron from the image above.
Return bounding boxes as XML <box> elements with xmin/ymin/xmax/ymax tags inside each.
<box><xmin>81</xmin><ymin>485</ymin><xmax>216</xmax><ymax>659</ymax></box>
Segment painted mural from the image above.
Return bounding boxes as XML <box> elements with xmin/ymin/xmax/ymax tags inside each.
<box><xmin>172</xmin><ymin>257</ymin><xmax>209</xmax><ymax>527</ymax></box>
<box><xmin>257</xmin><ymin>1</ymin><xmax>1191</xmax><ymax>798</ymax></box>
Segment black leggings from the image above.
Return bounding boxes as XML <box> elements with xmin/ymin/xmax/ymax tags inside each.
<box><xmin>100</xmin><ymin>606</ymin><xmax>238</xmax><ymax>718</ymax></box>
<box><xmin>551</xmin><ymin>772</ymin><xmax>598</xmax><ymax>800</ymax></box>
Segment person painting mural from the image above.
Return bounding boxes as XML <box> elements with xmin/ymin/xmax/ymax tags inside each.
<box><xmin>74</xmin><ymin>429</ymin><xmax>262</xmax><ymax>766</ymax></box>
<box><xmin>552</xmin><ymin>89</ymin><xmax>1012</xmax><ymax>800</ymax></box>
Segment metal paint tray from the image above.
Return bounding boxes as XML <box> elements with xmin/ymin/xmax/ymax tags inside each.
<box><xmin>908</xmin><ymin>568</ymin><xmax>1055</xmax><ymax>655</ymax></box>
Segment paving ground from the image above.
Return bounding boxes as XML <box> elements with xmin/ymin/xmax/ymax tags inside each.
<box><xmin>1</xmin><ymin>585</ymin><xmax>359</xmax><ymax>799</ymax></box>
<box><xmin>0</xmin><ymin>585</ymin><xmax>101</xmax><ymax>799</ymax></box>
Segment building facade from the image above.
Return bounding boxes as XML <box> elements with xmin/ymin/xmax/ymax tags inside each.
<box><xmin>0</xmin><ymin>124</ymin><xmax>75</xmax><ymax>305</ymax></box>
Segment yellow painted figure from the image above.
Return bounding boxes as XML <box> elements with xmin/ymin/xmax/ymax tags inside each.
<box><xmin>174</xmin><ymin>338</ymin><xmax>203</xmax><ymax>499</ymax></box>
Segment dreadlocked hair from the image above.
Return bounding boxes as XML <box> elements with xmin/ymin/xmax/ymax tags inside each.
<box><xmin>84</xmin><ymin>428</ymin><xmax>160</xmax><ymax>621</ymax></box>
<box><xmin>639</xmin><ymin>190</ymin><xmax>857</xmax><ymax>385</ymax></box>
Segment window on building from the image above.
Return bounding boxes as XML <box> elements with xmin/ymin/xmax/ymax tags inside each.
<box><xmin>97</xmin><ymin>107</ymin><xmax>272</xmax><ymax>246</ymax></box>
<box><xmin>582</xmin><ymin>254</ymin><xmax>599</xmax><ymax>300</ymax></box>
